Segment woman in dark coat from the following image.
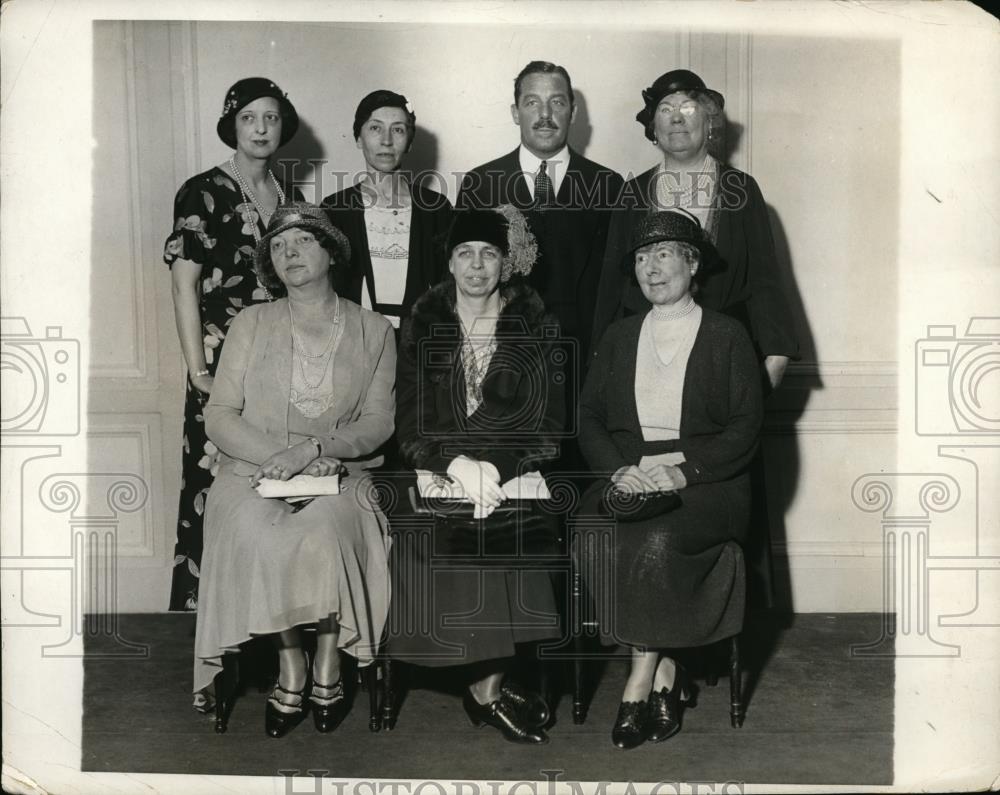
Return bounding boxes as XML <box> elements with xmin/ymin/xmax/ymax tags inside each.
<box><xmin>391</xmin><ymin>206</ymin><xmax>564</xmax><ymax>745</ymax></box>
<box><xmin>579</xmin><ymin>209</ymin><xmax>763</xmax><ymax>749</ymax></box>
<box><xmin>592</xmin><ymin>69</ymin><xmax>798</xmax><ymax>374</ymax></box>
<box><xmin>322</xmin><ymin>90</ymin><xmax>453</xmax><ymax>332</ymax></box>
<box><xmin>591</xmin><ymin>69</ymin><xmax>798</xmax><ymax>608</ymax></box>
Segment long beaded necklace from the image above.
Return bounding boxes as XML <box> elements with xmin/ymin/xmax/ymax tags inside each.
<box><xmin>655</xmin><ymin>153</ymin><xmax>715</xmax><ymax>211</ymax></box>
<box><xmin>229</xmin><ymin>155</ymin><xmax>285</xmax><ymax>303</ymax></box>
<box><xmin>458</xmin><ymin>301</ymin><xmax>503</xmax><ymax>417</ymax></box>
<box><xmin>229</xmin><ymin>155</ymin><xmax>285</xmax><ymax>228</ymax></box>
<box><xmin>289</xmin><ymin>299</ymin><xmax>341</xmax><ymax>418</ymax></box>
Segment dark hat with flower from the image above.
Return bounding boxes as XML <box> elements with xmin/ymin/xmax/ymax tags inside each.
<box><xmin>447</xmin><ymin>206</ymin><xmax>538</xmax><ymax>283</ymax></box>
<box><xmin>635</xmin><ymin>69</ymin><xmax>724</xmax><ymax>141</ymax></box>
<box><xmin>255</xmin><ymin>203</ymin><xmax>351</xmax><ymax>274</ymax></box>
<box><xmin>352</xmin><ymin>89</ymin><xmax>416</xmax><ymax>141</ymax></box>
<box><xmin>217</xmin><ymin>77</ymin><xmax>299</xmax><ymax>149</ymax></box>
<box><xmin>628</xmin><ymin>208</ymin><xmax>710</xmax><ymax>257</ymax></box>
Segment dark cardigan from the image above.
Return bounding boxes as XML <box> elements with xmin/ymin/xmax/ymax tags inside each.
<box><xmin>321</xmin><ymin>182</ymin><xmax>453</xmax><ymax>321</ymax></box>
<box><xmin>591</xmin><ymin>164</ymin><xmax>799</xmax><ymax>361</ymax></box>
<box><xmin>577</xmin><ymin>307</ymin><xmax>763</xmax><ymax>648</ymax></box>
<box><xmin>395</xmin><ymin>279</ymin><xmax>565</xmax><ymax>483</ymax></box>
<box><xmin>579</xmin><ymin>308</ymin><xmax>763</xmax><ymax>486</ymax></box>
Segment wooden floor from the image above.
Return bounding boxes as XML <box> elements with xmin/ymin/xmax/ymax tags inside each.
<box><xmin>83</xmin><ymin>612</ymin><xmax>893</xmax><ymax>785</ymax></box>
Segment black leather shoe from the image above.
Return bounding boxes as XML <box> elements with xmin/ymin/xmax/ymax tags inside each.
<box><xmin>611</xmin><ymin>700</ymin><xmax>648</xmax><ymax>749</ymax></box>
<box><xmin>462</xmin><ymin>691</ymin><xmax>549</xmax><ymax>744</ymax></box>
<box><xmin>265</xmin><ymin>683</ymin><xmax>308</xmax><ymax>738</ymax></box>
<box><xmin>501</xmin><ymin>682</ymin><xmax>550</xmax><ymax>728</ymax></box>
<box><xmin>311</xmin><ymin>679</ymin><xmax>349</xmax><ymax>733</ymax></box>
<box><xmin>647</xmin><ymin>668</ymin><xmax>696</xmax><ymax>743</ymax></box>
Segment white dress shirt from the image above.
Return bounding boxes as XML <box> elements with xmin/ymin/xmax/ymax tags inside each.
<box><xmin>518</xmin><ymin>144</ymin><xmax>570</xmax><ymax>200</ymax></box>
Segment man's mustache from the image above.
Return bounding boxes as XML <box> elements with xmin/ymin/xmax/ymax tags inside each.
<box><xmin>533</xmin><ymin>119</ymin><xmax>558</xmax><ymax>130</ymax></box>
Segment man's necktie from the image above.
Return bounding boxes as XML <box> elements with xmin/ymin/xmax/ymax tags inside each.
<box><xmin>534</xmin><ymin>160</ymin><xmax>554</xmax><ymax>208</ymax></box>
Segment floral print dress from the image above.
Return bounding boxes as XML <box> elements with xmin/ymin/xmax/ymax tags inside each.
<box><xmin>163</xmin><ymin>166</ymin><xmax>299</xmax><ymax>611</ymax></box>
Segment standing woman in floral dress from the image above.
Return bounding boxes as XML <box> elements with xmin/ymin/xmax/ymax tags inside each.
<box><xmin>163</xmin><ymin>77</ymin><xmax>302</xmax><ymax>628</ymax></box>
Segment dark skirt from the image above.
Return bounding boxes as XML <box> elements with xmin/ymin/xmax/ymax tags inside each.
<box><xmin>576</xmin><ymin>473</ymin><xmax>750</xmax><ymax>649</ymax></box>
<box><xmin>386</xmin><ymin>497</ymin><xmax>562</xmax><ymax>667</ymax></box>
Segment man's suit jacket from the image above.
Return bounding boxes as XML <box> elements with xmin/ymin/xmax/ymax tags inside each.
<box><xmin>457</xmin><ymin>147</ymin><xmax>623</xmax><ymax>365</ymax></box>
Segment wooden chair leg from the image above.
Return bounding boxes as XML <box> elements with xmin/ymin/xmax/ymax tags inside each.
<box><xmin>214</xmin><ymin>652</ymin><xmax>239</xmax><ymax>734</ymax></box>
<box><xmin>571</xmin><ymin>568</ymin><xmax>587</xmax><ymax>724</ymax></box>
<box><xmin>729</xmin><ymin>635</ymin><xmax>744</xmax><ymax>728</ymax></box>
<box><xmin>537</xmin><ymin>654</ymin><xmax>550</xmax><ymax>721</ymax></box>
<box><xmin>364</xmin><ymin>662</ymin><xmax>381</xmax><ymax>732</ymax></box>
<box><xmin>381</xmin><ymin>658</ymin><xmax>397</xmax><ymax>730</ymax></box>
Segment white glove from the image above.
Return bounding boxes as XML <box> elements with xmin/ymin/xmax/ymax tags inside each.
<box><xmin>447</xmin><ymin>456</ymin><xmax>506</xmax><ymax>516</ymax></box>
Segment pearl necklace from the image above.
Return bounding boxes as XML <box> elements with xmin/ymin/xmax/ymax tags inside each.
<box><xmin>228</xmin><ymin>155</ymin><xmax>285</xmax><ymax>236</ymax></box>
<box><xmin>655</xmin><ymin>154</ymin><xmax>714</xmax><ymax>210</ymax></box>
<box><xmin>228</xmin><ymin>156</ymin><xmax>285</xmax><ymax>302</ymax></box>
<box><xmin>651</xmin><ymin>295</ymin><xmax>696</xmax><ymax>321</ymax></box>
<box><xmin>648</xmin><ymin>299</ymin><xmax>699</xmax><ymax>369</ymax></box>
<box><xmin>289</xmin><ymin>299</ymin><xmax>341</xmax><ymax>389</ymax></box>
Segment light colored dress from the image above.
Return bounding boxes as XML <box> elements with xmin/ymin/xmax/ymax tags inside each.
<box><xmin>635</xmin><ymin>295</ymin><xmax>702</xmax><ymax>468</ymax></box>
<box><xmin>192</xmin><ymin>297</ymin><xmax>396</xmax><ymax>694</ymax></box>
<box><xmin>361</xmin><ymin>205</ymin><xmax>412</xmax><ymax>328</ymax></box>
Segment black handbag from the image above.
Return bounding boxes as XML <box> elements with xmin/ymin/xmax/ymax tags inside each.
<box><xmin>601</xmin><ymin>486</ymin><xmax>682</xmax><ymax>523</ymax></box>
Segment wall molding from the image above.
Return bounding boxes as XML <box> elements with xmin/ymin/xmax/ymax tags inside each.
<box><xmin>85</xmin><ymin>422</ymin><xmax>160</xmax><ymax>559</ymax></box>
<box><xmin>775</xmin><ymin>541</ymin><xmax>884</xmax><ymax>558</ymax></box>
<box><xmin>764</xmin><ymin>416</ymin><xmax>897</xmax><ymax>435</ymax></box>
<box><xmin>183</xmin><ymin>22</ymin><xmax>201</xmax><ymax>177</ymax></box>
<box><xmin>785</xmin><ymin>360</ymin><xmax>898</xmax><ymax>379</ymax></box>
<box><xmin>89</xmin><ymin>21</ymin><xmax>149</xmax><ymax>381</ymax></box>
<box><xmin>726</xmin><ymin>32</ymin><xmax>752</xmax><ymax>173</ymax></box>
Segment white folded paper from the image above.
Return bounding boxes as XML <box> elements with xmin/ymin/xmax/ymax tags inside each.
<box><xmin>254</xmin><ymin>474</ymin><xmax>340</xmax><ymax>499</ymax></box>
<box><xmin>415</xmin><ymin>469</ymin><xmax>550</xmax><ymax>501</ymax></box>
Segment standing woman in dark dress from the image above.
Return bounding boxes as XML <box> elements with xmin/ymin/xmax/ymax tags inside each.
<box><xmin>593</xmin><ymin>69</ymin><xmax>798</xmax><ymax>375</ymax></box>
<box><xmin>322</xmin><ymin>90</ymin><xmax>453</xmax><ymax>333</ymax></box>
<box><xmin>163</xmin><ymin>77</ymin><xmax>301</xmax><ymax>626</ymax></box>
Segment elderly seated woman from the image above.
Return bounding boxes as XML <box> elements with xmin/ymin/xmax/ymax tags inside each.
<box><xmin>389</xmin><ymin>207</ymin><xmax>564</xmax><ymax>745</ymax></box>
<box><xmin>193</xmin><ymin>203</ymin><xmax>396</xmax><ymax>738</ymax></box>
<box><xmin>578</xmin><ymin>209</ymin><xmax>763</xmax><ymax>750</ymax></box>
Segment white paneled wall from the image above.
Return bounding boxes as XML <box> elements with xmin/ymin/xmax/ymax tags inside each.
<box><xmin>90</xmin><ymin>21</ymin><xmax>899</xmax><ymax>611</ymax></box>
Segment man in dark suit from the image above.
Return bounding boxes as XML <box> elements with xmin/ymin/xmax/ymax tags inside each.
<box><xmin>458</xmin><ymin>64</ymin><xmax>623</xmax><ymax>710</ymax></box>
<box><xmin>457</xmin><ymin>61</ymin><xmax>623</xmax><ymax>370</ymax></box>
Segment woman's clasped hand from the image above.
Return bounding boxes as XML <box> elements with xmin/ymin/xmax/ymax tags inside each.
<box><xmin>249</xmin><ymin>442</ymin><xmax>314</xmax><ymax>485</ymax></box>
<box><xmin>249</xmin><ymin>442</ymin><xmax>345</xmax><ymax>487</ymax></box>
<box><xmin>611</xmin><ymin>463</ymin><xmax>687</xmax><ymax>494</ymax></box>
<box><xmin>446</xmin><ymin>455</ymin><xmax>506</xmax><ymax>517</ymax></box>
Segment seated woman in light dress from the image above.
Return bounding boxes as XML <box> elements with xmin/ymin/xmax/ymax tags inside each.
<box><xmin>193</xmin><ymin>203</ymin><xmax>396</xmax><ymax>738</ymax></box>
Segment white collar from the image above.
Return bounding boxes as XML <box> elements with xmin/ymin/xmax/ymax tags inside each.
<box><xmin>518</xmin><ymin>144</ymin><xmax>571</xmax><ymax>197</ymax></box>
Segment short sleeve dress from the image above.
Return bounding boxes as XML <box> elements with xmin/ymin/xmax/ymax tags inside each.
<box><xmin>162</xmin><ymin>165</ymin><xmax>299</xmax><ymax>611</ymax></box>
